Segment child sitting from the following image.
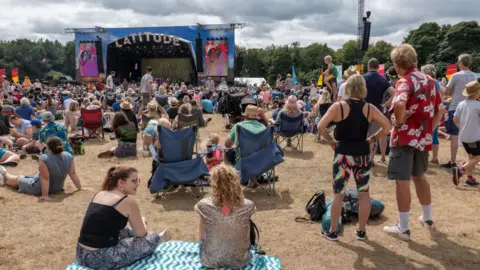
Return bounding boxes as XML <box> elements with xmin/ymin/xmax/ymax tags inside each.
<box><xmin>22</xmin><ymin>119</ymin><xmax>42</xmax><ymax>154</ymax></box>
<box><xmin>205</xmin><ymin>133</ymin><xmax>222</xmax><ymax>171</ymax></box>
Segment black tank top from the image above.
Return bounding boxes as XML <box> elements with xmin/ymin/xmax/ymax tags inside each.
<box><xmin>334</xmin><ymin>99</ymin><xmax>370</xmax><ymax>156</ymax></box>
<box><xmin>78</xmin><ymin>194</ymin><xmax>129</xmax><ymax>248</ymax></box>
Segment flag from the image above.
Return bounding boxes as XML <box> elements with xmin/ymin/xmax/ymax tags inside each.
<box><xmin>354</xmin><ymin>64</ymin><xmax>364</xmax><ymax>75</ymax></box>
<box><xmin>446</xmin><ymin>64</ymin><xmax>457</xmax><ymax>81</ymax></box>
<box><xmin>378</xmin><ymin>64</ymin><xmax>385</xmax><ymax>76</ymax></box>
<box><xmin>0</xmin><ymin>69</ymin><xmax>5</xmax><ymax>82</ymax></box>
<box><xmin>317</xmin><ymin>69</ymin><xmax>323</xmax><ymax>87</ymax></box>
<box><xmin>335</xmin><ymin>65</ymin><xmax>343</xmax><ymax>83</ymax></box>
<box><xmin>292</xmin><ymin>66</ymin><xmax>297</xmax><ymax>85</ymax></box>
<box><xmin>11</xmin><ymin>68</ymin><xmax>19</xmax><ymax>83</ymax></box>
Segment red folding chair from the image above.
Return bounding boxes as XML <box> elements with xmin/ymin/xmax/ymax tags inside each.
<box><xmin>81</xmin><ymin>108</ymin><xmax>104</xmax><ymax>141</ymax></box>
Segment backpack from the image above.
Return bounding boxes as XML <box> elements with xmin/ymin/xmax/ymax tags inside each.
<box><xmin>322</xmin><ymin>199</ymin><xmax>342</xmax><ymax>233</ymax></box>
<box><xmin>295</xmin><ymin>190</ymin><xmax>327</xmax><ymax>223</ymax></box>
<box><xmin>342</xmin><ymin>188</ymin><xmax>385</xmax><ymax>222</ymax></box>
<box><xmin>105</xmin><ymin>92</ymin><xmax>116</xmax><ymax>107</ymax></box>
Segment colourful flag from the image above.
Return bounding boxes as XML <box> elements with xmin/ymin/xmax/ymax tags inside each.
<box><xmin>292</xmin><ymin>66</ymin><xmax>297</xmax><ymax>85</ymax></box>
<box><xmin>355</xmin><ymin>64</ymin><xmax>364</xmax><ymax>75</ymax></box>
<box><xmin>446</xmin><ymin>64</ymin><xmax>457</xmax><ymax>81</ymax></box>
<box><xmin>378</xmin><ymin>64</ymin><xmax>385</xmax><ymax>76</ymax></box>
<box><xmin>335</xmin><ymin>65</ymin><xmax>343</xmax><ymax>83</ymax></box>
<box><xmin>11</xmin><ymin>68</ymin><xmax>19</xmax><ymax>83</ymax></box>
<box><xmin>0</xmin><ymin>69</ymin><xmax>5</xmax><ymax>83</ymax></box>
<box><xmin>317</xmin><ymin>69</ymin><xmax>323</xmax><ymax>87</ymax></box>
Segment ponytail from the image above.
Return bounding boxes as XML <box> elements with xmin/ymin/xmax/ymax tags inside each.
<box><xmin>101</xmin><ymin>166</ymin><xmax>138</xmax><ymax>191</ymax></box>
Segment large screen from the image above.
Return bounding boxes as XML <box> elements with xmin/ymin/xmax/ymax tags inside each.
<box><xmin>77</xmin><ymin>42</ymin><xmax>99</xmax><ymax>77</ymax></box>
<box><xmin>142</xmin><ymin>58</ymin><xmax>193</xmax><ymax>82</ymax></box>
<box><xmin>205</xmin><ymin>39</ymin><xmax>228</xmax><ymax>76</ymax></box>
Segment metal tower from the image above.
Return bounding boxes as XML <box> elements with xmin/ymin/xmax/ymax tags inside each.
<box><xmin>357</xmin><ymin>0</ymin><xmax>365</xmax><ymax>63</ymax></box>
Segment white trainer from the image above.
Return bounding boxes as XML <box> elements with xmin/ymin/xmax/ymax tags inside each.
<box><xmin>383</xmin><ymin>225</ymin><xmax>411</xmax><ymax>241</ymax></box>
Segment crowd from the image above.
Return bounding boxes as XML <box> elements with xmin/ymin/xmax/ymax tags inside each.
<box><xmin>1</xmin><ymin>44</ymin><xmax>479</xmax><ymax>269</ymax></box>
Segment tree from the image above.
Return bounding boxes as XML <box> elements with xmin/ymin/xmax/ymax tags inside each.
<box><xmin>335</xmin><ymin>40</ymin><xmax>358</xmax><ymax>70</ymax></box>
<box><xmin>404</xmin><ymin>22</ymin><xmax>443</xmax><ymax>65</ymax></box>
<box><xmin>363</xmin><ymin>40</ymin><xmax>394</xmax><ymax>65</ymax></box>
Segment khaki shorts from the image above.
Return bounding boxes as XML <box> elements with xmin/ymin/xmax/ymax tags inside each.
<box><xmin>387</xmin><ymin>146</ymin><xmax>428</xmax><ymax>180</ymax></box>
<box><xmin>141</xmin><ymin>93</ymin><xmax>151</xmax><ymax>106</ymax></box>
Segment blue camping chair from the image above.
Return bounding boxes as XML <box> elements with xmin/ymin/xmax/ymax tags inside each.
<box><xmin>274</xmin><ymin>113</ymin><xmax>304</xmax><ymax>152</ymax></box>
<box><xmin>149</xmin><ymin>125</ymin><xmax>209</xmax><ymax>198</ymax></box>
<box><xmin>235</xmin><ymin>126</ymin><xmax>284</xmax><ymax>195</ymax></box>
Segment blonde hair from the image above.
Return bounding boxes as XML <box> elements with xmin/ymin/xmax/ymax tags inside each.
<box><xmin>318</xmin><ymin>91</ymin><xmax>331</xmax><ymax>104</ymax></box>
<box><xmin>324</xmin><ymin>55</ymin><xmax>332</xmax><ymax>62</ymax></box>
<box><xmin>83</xmin><ymin>98</ymin><xmax>90</xmax><ymax>107</ymax></box>
<box><xmin>20</xmin><ymin>97</ymin><xmax>29</xmax><ymax>106</ymax></box>
<box><xmin>156</xmin><ymin>117</ymin><xmax>172</xmax><ymax>129</ymax></box>
<box><xmin>209</xmin><ymin>133</ymin><xmax>220</xmax><ymax>145</ymax></box>
<box><xmin>345</xmin><ymin>74</ymin><xmax>367</xmax><ymax>99</ymax></box>
<box><xmin>91</xmin><ymin>100</ymin><xmax>102</xmax><ymax>107</ymax></box>
<box><xmin>391</xmin><ymin>44</ymin><xmax>418</xmax><ymax>70</ymax></box>
<box><xmin>211</xmin><ymin>165</ymin><xmax>244</xmax><ymax>208</ymax></box>
<box><xmin>69</xmin><ymin>101</ymin><xmax>80</xmax><ymax>112</ymax></box>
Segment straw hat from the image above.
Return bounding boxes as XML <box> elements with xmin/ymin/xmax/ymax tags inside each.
<box><xmin>170</xmin><ymin>98</ymin><xmax>179</xmax><ymax>107</ymax></box>
<box><xmin>462</xmin><ymin>81</ymin><xmax>480</xmax><ymax>97</ymax></box>
<box><xmin>120</xmin><ymin>100</ymin><xmax>133</xmax><ymax>110</ymax></box>
<box><xmin>243</xmin><ymin>105</ymin><xmax>259</xmax><ymax>119</ymax></box>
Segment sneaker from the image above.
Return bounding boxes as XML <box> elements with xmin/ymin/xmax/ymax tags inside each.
<box><xmin>465</xmin><ymin>178</ymin><xmax>480</xmax><ymax>186</ymax></box>
<box><xmin>451</xmin><ymin>166</ymin><xmax>463</xmax><ymax>186</ymax></box>
<box><xmin>356</xmin><ymin>229</ymin><xmax>367</xmax><ymax>241</ymax></box>
<box><xmin>440</xmin><ymin>161</ymin><xmax>456</xmax><ymax>169</ymax></box>
<box><xmin>322</xmin><ymin>230</ymin><xmax>339</xmax><ymax>241</ymax></box>
<box><xmin>418</xmin><ymin>216</ymin><xmax>435</xmax><ymax>230</ymax></box>
<box><xmin>383</xmin><ymin>225</ymin><xmax>411</xmax><ymax>241</ymax></box>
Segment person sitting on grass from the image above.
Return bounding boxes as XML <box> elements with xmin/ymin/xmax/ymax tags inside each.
<box><xmin>9</xmin><ymin>114</ymin><xmax>33</xmax><ymax>148</ymax></box>
<box><xmin>0</xmin><ymin>104</ymin><xmax>12</xmax><ymax>136</ymax></box>
<box><xmin>39</xmin><ymin>112</ymin><xmax>74</xmax><ymax>155</ymax></box>
<box><xmin>21</xmin><ymin>119</ymin><xmax>43</xmax><ymax>156</ymax></box>
<box><xmin>0</xmin><ymin>138</ymin><xmax>21</xmax><ymax>166</ymax></box>
<box><xmin>76</xmin><ymin>166</ymin><xmax>171</xmax><ymax>269</ymax></box>
<box><xmin>142</xmin><ymin>116</ymin><xmax>172</xmax><ymax>158</ymax></box>
<box><xmin>195</xmin><ymin>164</ymin><xmax>256</xmax><ymax>269</ymax></box>
<box><xmin>98</xmin><ymin>112</ymin><xmax>137</xmax><ymax>158</ymax></box>
<box><xmin>0</xmin><ymin>136</ymin><xmax>82</xmax><ymax>199</ymax></box>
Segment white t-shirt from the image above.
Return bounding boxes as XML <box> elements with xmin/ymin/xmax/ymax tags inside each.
<box><xmin>151</xmin><ymin>82</ymin><xmax>158</xmax><ymax>92</ymax></box>
<box><xmin>454</xmin><ymin>99</ymin><xmax>480</xmax><ymax>143</ymax></box>
<box><xmin>64</xmin><ymin>98</ymin><xmax>74</xmax><ymax>111</ymax></box>
<box><xmin>106</xmin><ymin>75</ymin><xmax>114</xmax><ymax>89</ymax></box>
<box><xmin>447</xmin><ymin>70</ymin><xmax>477</xmax><ymax>111</ymax></box>
<box><xmin>140</xmin><ymin>73</ymin><xmax>153</xmax><ymax>93</ymax></box>
<box><xmin>309</xmin><ymin>87</ymin><xmax>318</xmax><ymax>98</ymax></box>
<box><xmin>33</xmin><ymin>82</ymin><xmax>42</xmax><ymax>89</ymax></box>
<box><xmin>338</xmin><ymin>82</ymin><xmax>347</xmax><ymax>98</ymax></box>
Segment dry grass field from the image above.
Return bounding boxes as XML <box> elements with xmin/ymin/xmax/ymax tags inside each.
<box><xmin>1</xmin><ymin>114</ymin><xmax>479</xmax><ymax>270</ymax></box>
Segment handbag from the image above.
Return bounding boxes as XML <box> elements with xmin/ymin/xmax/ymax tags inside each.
<box><xmin>250</xmin><ymin>220</ymin><xmax>259</xmax><ymax>247</ymax></box>
<box><xmin>295</xmin><ymin>190</ymin><xmax>327</xmax><ymax>223</ymax></box>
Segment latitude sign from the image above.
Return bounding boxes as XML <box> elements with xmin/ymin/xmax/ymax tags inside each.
<box><xmin>115</xmin><ymin>33</ymin><xmax>181</xmax><ymax>48</ymax></box>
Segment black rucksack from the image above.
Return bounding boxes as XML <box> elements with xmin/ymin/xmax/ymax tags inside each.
<box><xmin>295</xmin><ymin>190</ymin><xmax>327</xmax><ymax>223</ymax></box>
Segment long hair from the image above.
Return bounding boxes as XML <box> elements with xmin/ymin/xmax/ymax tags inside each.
<box><xmin>101</xmin><ymin>166</ymin><xmax>138</xmax><ymax>191</ymax></box>
<box><xmin>112</xmin><ymin>112</ymin><xmax>130</xmax><ymax>129</ymax></box>
<box><xmin>46</xmin><ymin>136</ymin><xmax>64</xmax><ymax>155</ymax></box>
<box><xmin>210</xmin><ymin>165</ymin><xmax>244</xmax><ymax>208</ymax></box>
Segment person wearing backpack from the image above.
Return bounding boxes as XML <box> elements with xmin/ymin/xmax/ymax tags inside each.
<box><xmin>317</xmin><ymin>74</ymin><xmax>391</xmax><ymax>241</ymax></box>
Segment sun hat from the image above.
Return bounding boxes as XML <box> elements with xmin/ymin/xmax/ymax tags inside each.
<box><xmin>120</xmin><ymin>100</ymin><xmax>133</xmax><ymax>110</ymax></box>
<box><xmin>462</xmin><ymin>81</ymin><xmax>480</xmax><ymax>97</ymax></box>
<box><xmin>42</xmin><ymin>111</ymin><xmax>55</xmax><ymax>123</ymax></box>
<box><xmin>170</xmin><ymin>98</ymin><xmax>179</xmax><ymax>107</ymax></box>
<box><xmin>243</xmin><ymin>105</ymin><xmax>259</xmax><ymax>119</ymax></box>
<box><xmin>285</xmin><ymin>95</ymin><xmax>298</xmax><ymax>110</ymax></box>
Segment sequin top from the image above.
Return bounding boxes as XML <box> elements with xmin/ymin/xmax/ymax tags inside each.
<box><xmin>195</xmin><ymin>197</ymin><xmax>256</xmax><ymax>269</ymax></box>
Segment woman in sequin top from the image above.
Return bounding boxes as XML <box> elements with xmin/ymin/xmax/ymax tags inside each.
<box><xmin>194</xmin><ymin>164</ymin><xmax>256</xmax><ymax>269</ymax></box>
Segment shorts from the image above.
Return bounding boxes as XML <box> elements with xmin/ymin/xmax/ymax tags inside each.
<box><xmin>367</xmin><ymin>121</ymin><xmax>381</xmax><ymax>137</ymax></box>
<box><xmin>143</xmin><ymin>124</ymin><xmax>157</xmax><ymax>138</ymax></box>
<box><xmin>462</xmin><ymin>141</ymin><xmax>480</xmax><ymax>156</ymax></box>
<box><xmin>445</xmin><ymin>111</ymin><xmax>459</xmax><ymax>136</ymax></box>
<box><xmin>141</xmin><ymin>93</ymin><xmax>151</xmax><ymax>106</ymax></box>
<box><xmin>0</xmin><ymin>148</ymin><xmax>6</xmax><ymax>160</ymax></box>
<box><xmin>328</xmin><ymin>77</ymin><xmax>337</xmax><ymax>86</ymax></box>
<box><xmin>432</xmin><ymin>127</ymin><xmax>439</xmax><ymax>145</ymax></box>
<box><xmin>332</xmin><ymin>153</ymin><xmax>371</xmax><ymax>194</ymax></box>
<box><xmin>387</xmin><ymin>146</ymin><xmax>428</xmax><ymax>180</ymax></box>
<box><xmin>18</xmin><ymin>175</ymin><xmax>41</xmax><ymax>195</ymax></box>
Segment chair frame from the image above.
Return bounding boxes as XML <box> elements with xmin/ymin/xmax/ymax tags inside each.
<box><xmin>80</xmin><ymin>108</ymin><xmax>105</xmax><ymax>141</ymax></box>
<box><xmin>274</xmin><ymin>113</ymin><xmax>304</xmax><ymax>152</ymax></box>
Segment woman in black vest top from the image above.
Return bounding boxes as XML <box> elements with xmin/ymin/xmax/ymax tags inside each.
<box><xmin>318</xmin><ymin>75</ymin><xmax>391</xmax><ymax>241</ymax></box>
<box><xmin>76</xmin><ymin>166</ymin><xmax>171</xmax><ymax>269</ymax></box>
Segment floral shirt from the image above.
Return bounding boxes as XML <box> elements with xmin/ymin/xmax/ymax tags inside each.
<box><xmin>39</xmin><ymin>122</ymin><xmax>74</xmax><ymax>155</ymax></box>
<box><xmin>389</xmin><ymin>69</ymin><xmax>442</xmax><ymax>151</ymax></box>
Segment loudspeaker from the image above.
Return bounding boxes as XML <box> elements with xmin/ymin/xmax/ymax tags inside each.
<box><xmin>95</xmin><ymin>40</ymin><xmax>105</xmax><ymax>74</ymax></box>
<box><xmin>235</xmin><ymin>53</ymin><xmax>244</xmax><ymax>74</ymax></box>
<box><xmin>195</xmin><ymin>38</ymin><xmax>204</xmax><ymax>72</ymax></box>
<box><xmin>361</xmin><ymin>21</ymin><xmax>371</xmax><ymax>51</ymax></box>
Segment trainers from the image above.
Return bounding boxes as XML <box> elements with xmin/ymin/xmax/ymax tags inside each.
<box><xmin>441</xmin><ymin>161</ymin><xmax>456</xmax><ymax>169</ymax></box>
<box><xmin>465</xmin><ymin>178</ymin><xmax>480</xmax><ymax>186</ymax></box>
<box><xmin>322</xmin><ymin>230</ymin><xmax>338</xmax><ymax>241</ymax></box>
<box><xmin>356</xmin><ymin>229</ymin><xmax>367</xmax><ymax>241</ymax></box>
<box><xmin>451</xmin><ymin>166</ymin><xmax>463</xmax><ymax>186</ymax></box>
<box><xmin>383</xmin><ymin>225</ymin><xmax>410</xmax><ymax>241</ymax></box>
<box><xmin>418</xmin><ymin>216</ymin><xmax>435</xmax><ymax>230</ymax></box>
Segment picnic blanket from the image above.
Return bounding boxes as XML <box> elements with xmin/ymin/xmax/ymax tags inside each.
<box><xmin>66</xmin><ymin>241</ymin><xmax>282</xmax><ymax>270</ymax></box>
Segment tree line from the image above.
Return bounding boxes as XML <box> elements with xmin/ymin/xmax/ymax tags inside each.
<box><xmin>0</xmin><ymin>21</ymin><xmax>479</xmax><ymax>86</ymax></box>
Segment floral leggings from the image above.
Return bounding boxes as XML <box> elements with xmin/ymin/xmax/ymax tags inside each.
<box><xmin>332</xmin><ymin>153</ymin><xmax>371</xmax><ymax>194</ymax></box>
<box><xmin>76</xmin><ymin>228</ymin><xmax>162</xmax><ymax>269</ymax></box>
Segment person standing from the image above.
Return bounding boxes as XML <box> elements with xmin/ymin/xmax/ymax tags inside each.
<box><xmin>205</xmin><ymin>77</ymin><xmax>215</xmax><ymax>93</ymax></box>
<box><xmin>284</xmin><ymin>74</ymin><xmax>294</xmax><ymax>94</ymax></box>
<box><xmin>138</xmin><ymin>67</ymin><xmax>153</xmax><ymax>117</ymax></box>
<box><xmin>383</xmin><ymin>44</ymin><xmax>444</xmax><ymax>240</ymax></box>
<box><xmin>441</xmin><ymin>54</ymin><xmax>478</xmax><ymax>169</ymax></box>
<box><xmin>364</xmin><ymin>58</ymin><xmax>396</xmax><ymax>164</ymax></box>
<box><xmin>106</xmin><ymin>71</ymin><xmax>116</xmax><ymax>91</ymax></box>
<box><xmin>2</xmin><ymin>75</ymin><xmax>10</xmax><ymax>92</ymax></box>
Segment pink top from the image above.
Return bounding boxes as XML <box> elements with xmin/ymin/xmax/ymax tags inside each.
<box><xmin>206</xmin><ymin>150</ymin><xmax>222</xmax><ymax>170</ymax></box>
<box><xmin>261</xmin><ymin>91</ymin><xmax>270</xmax><ymax>104</ymax></box>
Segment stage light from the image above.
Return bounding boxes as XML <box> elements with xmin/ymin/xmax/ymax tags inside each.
<box><xmin>366</xmin><ymin>11</ymin><xmax>371</xmax><ymax>19</ymax></box>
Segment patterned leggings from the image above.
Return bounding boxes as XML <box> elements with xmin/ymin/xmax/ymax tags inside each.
<box><xmin>76</xmin><ymin>228</ymin><xmax>162</xmax><ymax>269</ymax></box>
<box><xmin>332</xmin><ymin>153</ymin><xmax>371</xmax><ymax>194</ymax></box>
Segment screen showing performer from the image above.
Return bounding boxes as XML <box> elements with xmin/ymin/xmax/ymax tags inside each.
<box><xmin>77</xmin><ymin>42</ymin><xmax>99</xmax><ymax>77</ymax></box>
<box><xmin>205</xmin><ymin>39</ymin><xmax>228</xmax><ymax>77</ymax></box>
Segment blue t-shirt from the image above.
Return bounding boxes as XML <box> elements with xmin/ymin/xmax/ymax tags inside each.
<box><xmin>364</xmin><ymin>71</ymin><xmax>392</xmax><ymax>110</ymax></box>
<box><xmin>15</xmin><ymin>105</ymin><xmax>34</xmax><ymax>120</ymax></box>
<box><xmin>40</xmin><ymin>152</ymin><xmax>74</xmax><ymax>194</ymax></box>
<box><xmin>112</xmin><ymin>102</ymin><xmax>121</xmax><ymax>112</ymax></box>
<box><xmin>200</xmin><ymin>99</ymin><xmax>213</xmax><ymax>113</ymax></box>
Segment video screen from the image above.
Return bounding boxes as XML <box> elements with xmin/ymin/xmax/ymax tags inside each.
<box><xmin>205</xmin><ymin>38</ymin><xmax>228</xmax><ymax>77</ymax></box>
<box><xmin>77</xmin><ymin>42</ymin><xmax>99</xmax><ymax>77</ymax></box>
<box><xmin>142</xmin><ymin>58</ymin><xmax>193</xmax><ymax>82</ymax></box>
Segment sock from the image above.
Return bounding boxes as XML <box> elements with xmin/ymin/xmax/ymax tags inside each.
<box><xmin>421</xmin><ymin>205</ymin><xmax>433</xmax><ymax>221</ymax></box>
<box><xmin>468</xmin><ymin>175</ymin><xmax>474</xmax><ymax>180</ymax></box>
<box><xmin>460</xmin><ymin>166</ymin><xmax>466</xmax><ymax>173</ymax></box>
<box><xmin>398</xmin><ymin>212</ymin><xmax>409</xmax><ymax>232</ymax></box>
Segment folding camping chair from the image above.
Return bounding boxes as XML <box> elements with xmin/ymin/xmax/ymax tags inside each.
<box><xmin>235</xmin><ymin>126</ymin><xmax>284</xmax><ymax>195</ymax></box>
<box><xmin>177</xmin><ymin>113</ymin><xmax>201</xmax><ymax>130</ymax></box>
<box><xmin>80</xmin><ymin>108</ymin><xmax>104</xmax><ymax>141</ymax></box>
<box><xmin>274</xmin><ymin>113</ymin><xmax>304</xmax><ymax>152</ymax></box>
<box><xmin>148</xmin><ymin>125</ymin><xmax>209</xmax><ymax>199</ymax></box>
<box><xmin>317</xmin><ymin>103</ymin><xmax>335</xmax><ymax>135</ymax></box>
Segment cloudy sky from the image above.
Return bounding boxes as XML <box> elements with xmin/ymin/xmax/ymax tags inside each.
<box><xmin>1</xmin><ymin>0</ymin><xmax>477</xmax><ymax>49</ymax></box>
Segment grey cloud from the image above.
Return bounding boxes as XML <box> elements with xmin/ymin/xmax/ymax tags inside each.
<box><xmin>29</xmin><ymin>18</ymin><xmax>70</xmax><ymax>35</ymax></box>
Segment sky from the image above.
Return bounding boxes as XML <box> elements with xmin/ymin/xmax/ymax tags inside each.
<box><xmin>0</xmin><ymin>0</ymin><xmax>477</xmax><ymax>49</ymax></box>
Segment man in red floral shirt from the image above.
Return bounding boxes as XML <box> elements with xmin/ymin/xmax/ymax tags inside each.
<box><xmin>383</xmin><ymin>44</ymin><xmax>444</xmax><ymax>241</ymax></box>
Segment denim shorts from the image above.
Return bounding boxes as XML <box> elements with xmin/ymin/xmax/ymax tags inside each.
<box><xmin>446</xmin><ymin>111</ymin><xmax>459</xmax><ymax>136</ymax></box>
<box><xmin>143</xmin><ymin>123</ymin><xmax>157</xmax><ymax>138</ymax></box>
<box><xmin>18</xmin><ymin>175</ymin><xmax>41</xmax><ymax>195</ymax></box>
<box><xmin>432</xmin><ymin>127</ymin><xmax>439</xmax><ymax>145</ymax></box>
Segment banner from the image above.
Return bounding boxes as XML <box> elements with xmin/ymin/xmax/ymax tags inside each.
<box><xmin>335</xmin><ymin>65</ymin><xmax>343</xmax><ymax>83</ymax></box>
<box><xmin>355</xmin><ymin>64</ymin><xmax>365</xmax><ymax>75</ymax></box>
<box><xmin>205</xmin><ymin>39</ymin><xmax>228</xmax><ymax>76</ymax></box>
<box><xmin>316</xmin><ymin>69</ymin><xmax>323</xmax><ymax>87</ymax></box>
<box><xmin>292</xmin><ymin>66</ymin><xmax>297</xmax><ymax>85</ymax></box>
<box><xmin>11</xmin><ymin>68</ymin><xmax>19</xmax><ymax>83</ymax></box>
<box><xmin>0</xmin><ymin>69</ymin><xmax>5</xmax><ymax>82</ymax></box>
<box><xmin>378</xmin><ymin>64</ymin><xmax>385</xmax><ymax>76</ymax></box>
<box><xmin>446</xmin><ymin>64</ymin><xmax>457</xmax><ymax>81</ymax></box>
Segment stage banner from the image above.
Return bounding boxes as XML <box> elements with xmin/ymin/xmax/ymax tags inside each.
<box><xmin>446</xmin><ymin>64</ymin><xmax>457</xmax><ymax>81</ymax></box>
<box><xmin>205</xmin><ymin>39</ymin><xmax>228</xmax><ymax>76</ymax></box>
<box><xmin>77</xmin><ymin>42</ymin><xmax>99</xmax><ymax>77</ymax></box>
<box><xmin>292</xmin><ymin>66</ymin><xmax>297</xmax><ymax>85</ymax></box>
<box><xmin>11</xmin><ymin>68</ymin><xmax>19</xmax><ymax>83</ymax></box>
<box><xmin>378</xmin><ymin>64</ymin><xmax>385</xmax><ymax>76</ymax></box>
<box><xmin>335</xmin><ymin>65</ymin><xmax>342</xmax><ymax>83</ymax></box>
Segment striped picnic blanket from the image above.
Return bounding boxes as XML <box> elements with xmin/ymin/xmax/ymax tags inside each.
<box><xmin>66</xmin><ymin>241</ymin><xmax>282</xmax><ymax>270</ymax></box>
